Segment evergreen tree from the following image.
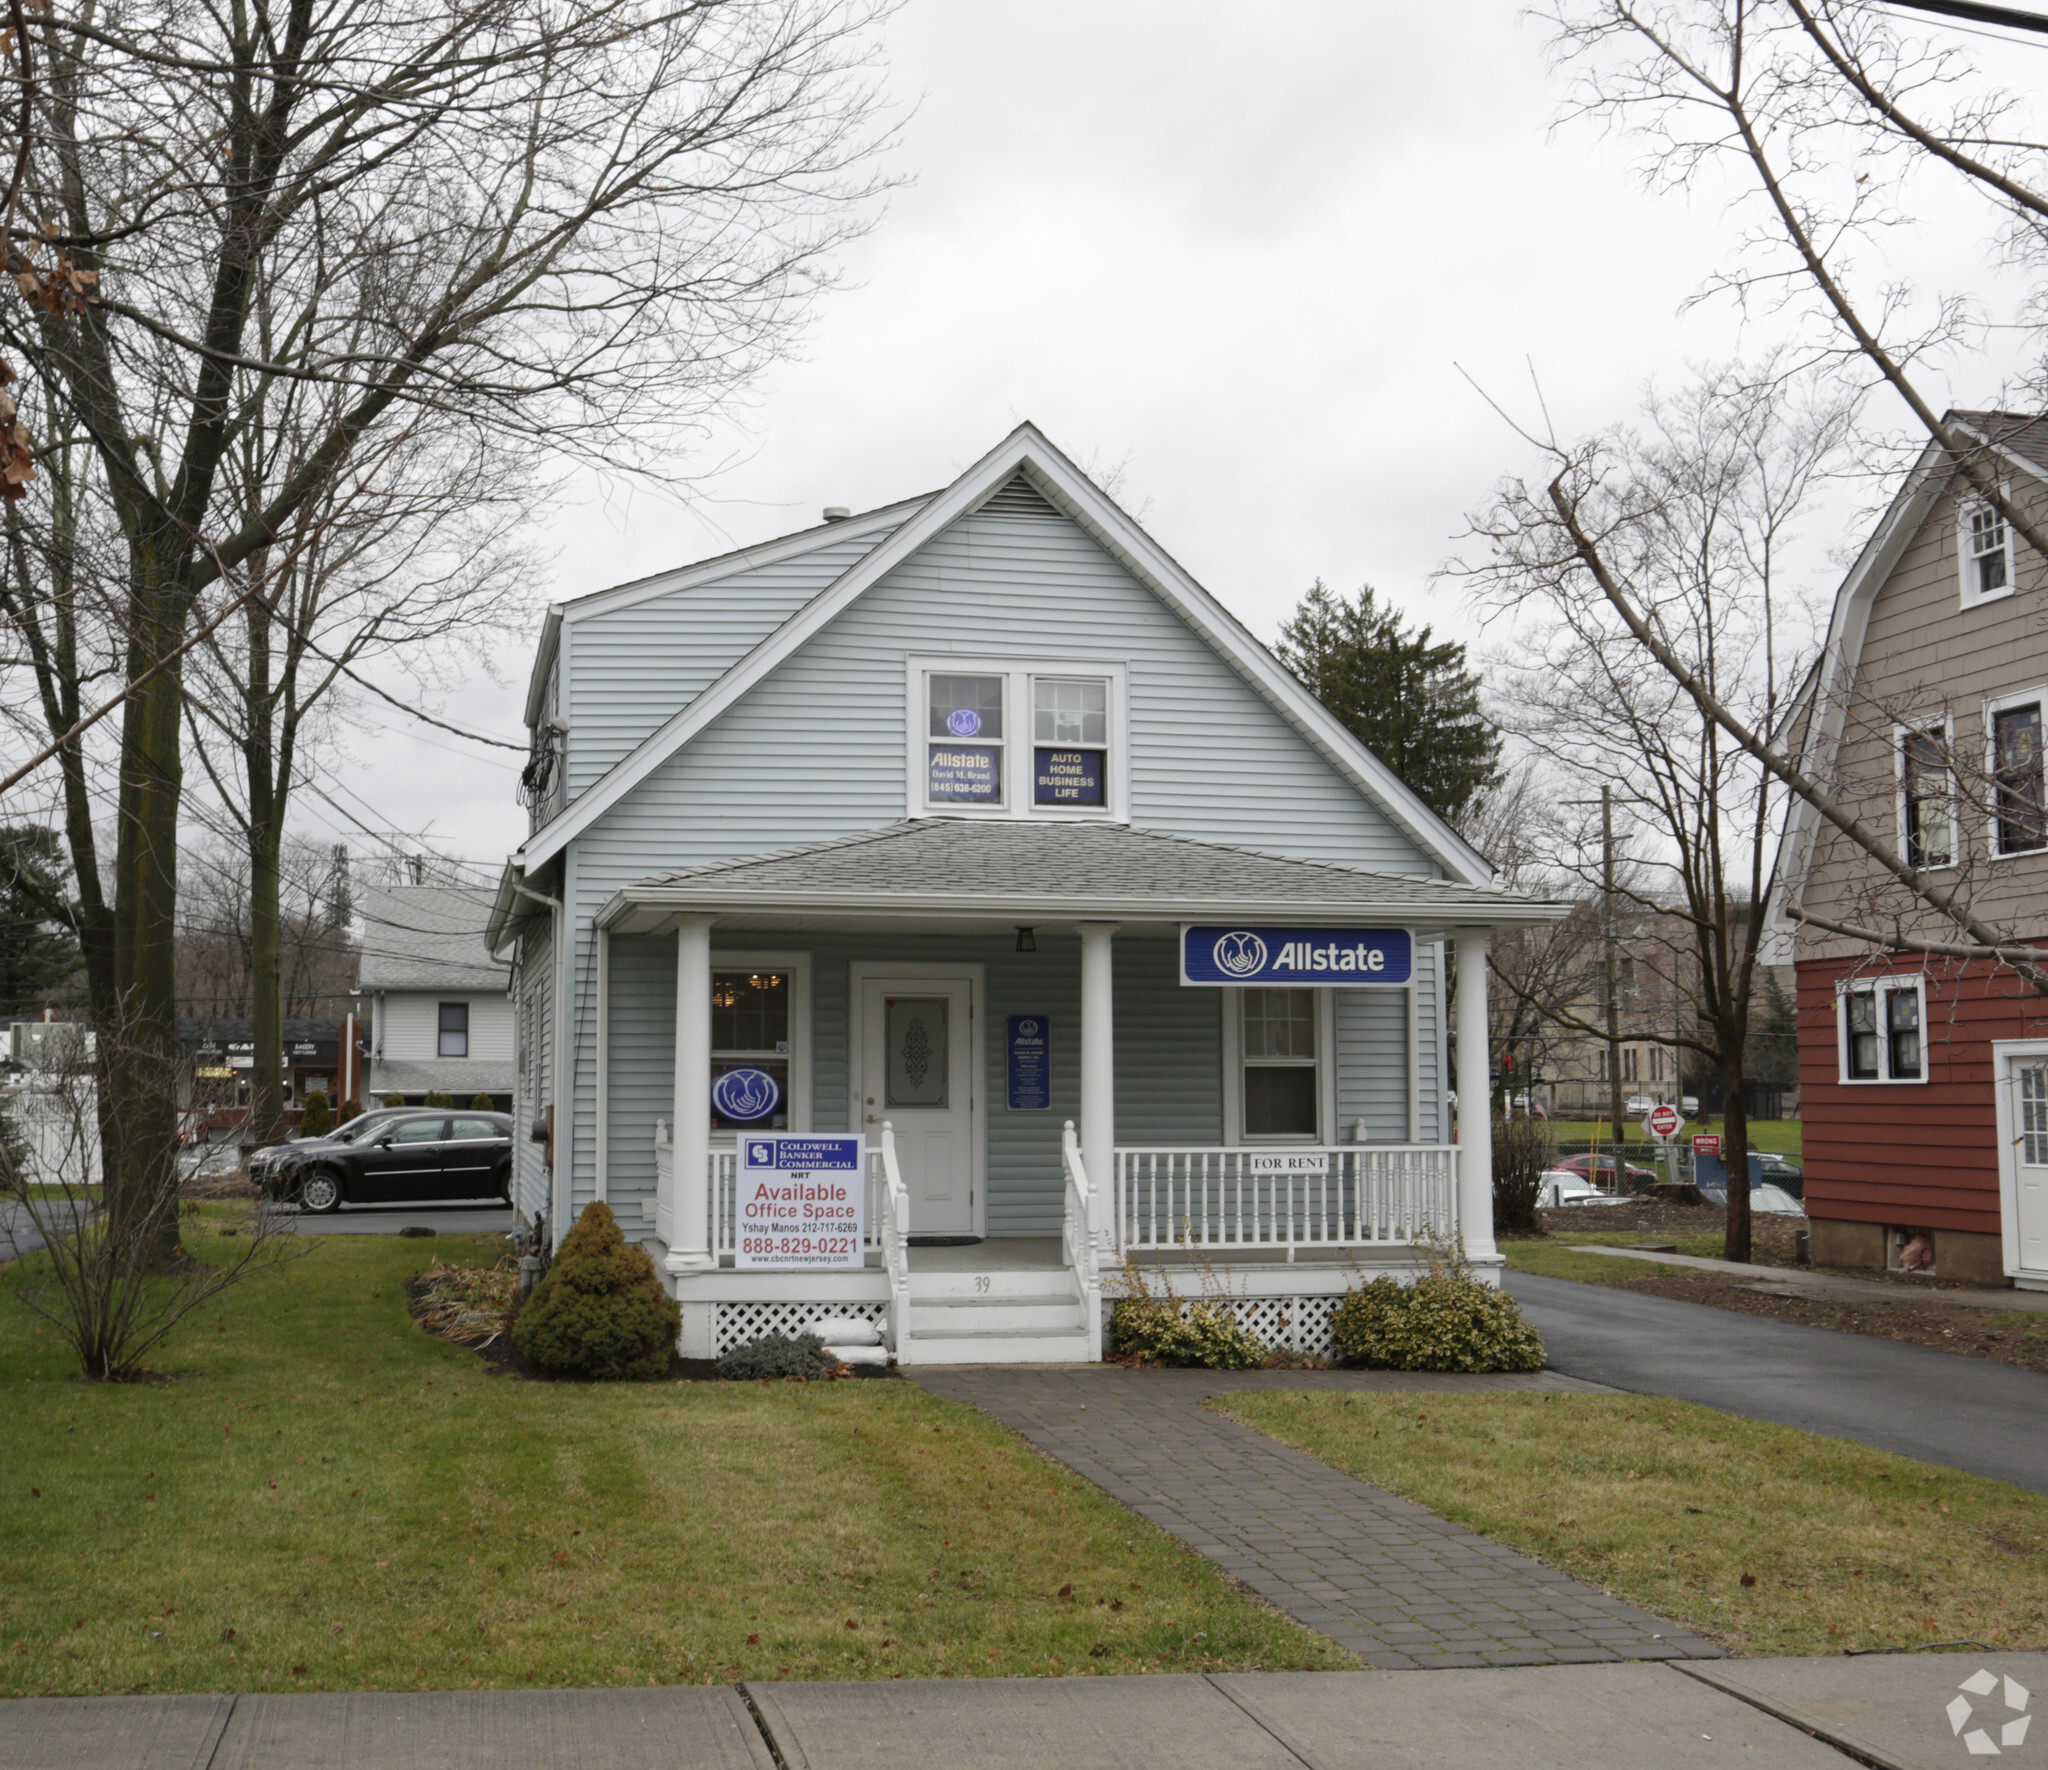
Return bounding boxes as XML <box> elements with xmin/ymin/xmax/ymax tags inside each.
<box><xmin>0</xmin><ymin>828</ymin><xmax>83</xmax><ymax>1019</ymax></box>
<box><xmin>1276</xmin><ymin>581</ymin><xmax>1502</xmax><ymax>824</ymax></box>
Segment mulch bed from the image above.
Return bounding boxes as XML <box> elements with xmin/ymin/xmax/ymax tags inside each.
<box><xmin>401</xmin><ymin>1267</ymin><xmax>893</xmax><ymax>1383</ymax></box>
<box><xmin>1526</xmin><ymin>1206</ymin><xmax>2048</xmax><ymax>1376</ymax></box>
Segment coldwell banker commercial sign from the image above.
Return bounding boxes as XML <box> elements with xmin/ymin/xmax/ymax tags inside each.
<box><xmin>1180</xmin><ymin>925</ymin><xmax>1413</xmax><ymax>987</ymax></box>
<box><xmin>736</xmin><ymin>1133</ymin><xmax>865</xmax><ymax>1270</ymax></box>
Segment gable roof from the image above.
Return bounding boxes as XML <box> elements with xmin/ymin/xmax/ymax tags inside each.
<box><xmin>356</xmin><ymin>885</ymin><xmax>510</xmax><ymax>993</ymax></box>
<box><xmin>1770</xmin><ymin>410</ymin><xmax>2048</xmax><ymax>935</ymax></box>
<box><xmin>517</xmin><ymin>423</ymin><xmax>1494</xmax><ymax>884</ymax></box>
<box><xmin>597</xmin><ymin>819</ymin><xmax>1564</xmax><ymax>934</ymax></box>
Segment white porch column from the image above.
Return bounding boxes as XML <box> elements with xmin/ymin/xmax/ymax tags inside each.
<box><xmin>1453</xmin><ymin>928</ymin><xmax>1499</xmax><ymax>1265</ymax></box>
<box><xmin>668</xmin><ymin>914</ymin><xmax>716</xmax><ymax>1272</ymax></box>
<box><xmin>1078</xmin><ymin>920</ymin><xmax>1118</xmax><ymax>1250</ymax></box>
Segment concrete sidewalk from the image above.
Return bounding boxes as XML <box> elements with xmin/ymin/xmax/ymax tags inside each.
<box><xmin>8</xmin><ymin>1654</ymin><xmax>2040</xmax><ymax>1769</ymax></box>
<box><xmin>1571</xmin><ymin>1244</ymin><xmax>2048</xmax><ymax>1313</ymax></box>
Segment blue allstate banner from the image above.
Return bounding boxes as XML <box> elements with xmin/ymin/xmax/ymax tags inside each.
<box><xmin>1180</xmin><ymin>925</ymin><xmax>1413</xmax><ymax>987</ymax></box>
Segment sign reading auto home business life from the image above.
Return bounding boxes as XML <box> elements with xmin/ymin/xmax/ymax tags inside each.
<box><xmin>1179</xmin><ymin>925</ymin><xmax>1413</xmax><ymax>987</ymax></box>
<box><xmin>736</xmin><ymin>1133</ymin><xmax>865</xmax><ymax>1269</ymax></box>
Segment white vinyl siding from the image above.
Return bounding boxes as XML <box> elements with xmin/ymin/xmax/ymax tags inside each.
<box><xmin>376</xmin><ymin>992</ymin><xmax>513</xmax><ymax>1063</ymax></box>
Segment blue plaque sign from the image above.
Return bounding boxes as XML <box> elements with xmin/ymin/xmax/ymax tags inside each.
<box><xmin>1180</xmin><ymin>925</ymin><xmax>1413</xmax><ymax>987</ymax></box>
<box><xmin>1006</xmin><ymin>1015</ymin><xmax>1051</xmax><ymax>1110</ymax></box>
<box><xmin>711</xmin><ymin>1066</ymin><xmax>782</xmax><ymax>1122</ymax></box>
<box><xmin>1033</xmin><ymin>747</ymin><xmax>1103</xmax><ymax>806</ymax></box>
<box><xmin>927</xmin><ymin>744</ymin><xmax>1001</xmax><ymax>803</ymax></box>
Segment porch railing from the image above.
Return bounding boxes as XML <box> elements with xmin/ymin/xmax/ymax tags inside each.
<box><xmin>1060</xmin><ymin>1120</ymin><xmax>1104</xmax><ymax>1359</ymax></box>
<box><xmin>876</xmin><ymin>1123</ymin><xmax>911</xmax><ymax>1356</ymax></box>
<box><xmin>1113</xmin><ymin>1144</ymin><xmax>1457</xmax><ymax>1261</ymax></box>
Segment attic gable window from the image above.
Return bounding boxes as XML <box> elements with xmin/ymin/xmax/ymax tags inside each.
<box><xmin>1898</xmin><ymin>721</ymin><xmax>1954</xmax><ymax>870</ymax></box>
<box><xmin>909</xmin><ymin>657</ymin><xmax>1126</xmax><ymax>821</ymax></box>
<box><xmin>1960</xmin><ymin>495</ymin><xmax>2017</xmax><ymax>608</ymax></box>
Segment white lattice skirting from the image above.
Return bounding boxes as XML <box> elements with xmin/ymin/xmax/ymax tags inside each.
<box><xmin>1114</xmin><ymin>1294</ymin><xmax>1342</xmax><ymax>1356</ymax></box>
<box><xmin>715</xmin><ymin>1300</ymin><xmax>892</xmax><ymax>1356</ymax></box>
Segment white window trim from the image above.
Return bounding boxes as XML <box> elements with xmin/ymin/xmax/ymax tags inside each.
<box><xmin>1834</xmin><ymin>972</ymin><xmax>1929</xmax><ymax>1086</ymax></box>
<box><xmin>1221</xmin><ymin>988</ymin><xmax>1338</xmax><ymax>1145</ymax></box>
<box><xmin>1959</xmin><ymin>488</ymin><xmax>2018</xmax><ymax>610</ymax></box>
<box><xmin>1984</xmin><ymin>684</ymin><xmax>2048</xmax><ymax>860</ymax></box>
<box><xmin>1991</xmin><ymin>1038</ymin><xmax>2048</xmax><ymax>1284</ymax></box>
<box><xmin>1893</xmin><ymin>712</ymin><xmax>1957</xmax><ymax>872</ymax></box>
<box><xmin>707</xmin><ymin>950</ymin><xmax>812</xmax><ymax>1140</ymax></box>
<box><xmin>904</xmin><ymin>655</ymin><xmax>1129</xmax><ymax>822</ymax></box>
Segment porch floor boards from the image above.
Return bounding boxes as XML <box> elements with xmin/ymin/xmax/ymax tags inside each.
<box><xmin>909</xmin><ymin>1366</ymin><xmax>1724</xmax><ymax>1673</ymax></box>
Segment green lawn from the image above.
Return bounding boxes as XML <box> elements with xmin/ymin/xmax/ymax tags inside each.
<box><xmin>1214</xmin><ymin>1391</ymin><xmax>2048</xmax><ymax>1657</ymax></box>
<box><xmin>1543</xmin><ymin>1120</ymin><xmax>1803</xmax><ymax>1157</ymax></box>
<box><xmin>0</xmin><ymin>1215</ymin><xmax>1348</xmax><ymax>1697</ymax></box>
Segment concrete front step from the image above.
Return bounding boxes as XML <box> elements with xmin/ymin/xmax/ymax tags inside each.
<box><xmin>902</xmin><ymin>1326</ymin><xmax>1096</xmax><ymax>1364</ymax></box>
<box><xmin>909</xmin><ymin>1266</ymin><xmax>1076</xmax><ymax>1300</ymax></box>
<box><xmin>912</xmin><ymin>1293</ymin><xmax>1085</xmax><ymax>1332</ymax></box>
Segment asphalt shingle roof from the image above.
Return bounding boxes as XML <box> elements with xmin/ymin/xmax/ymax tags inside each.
<box><xmin>1953</xmin><ymin>410</ymin><xmax>2048</xmax><ymax>477</ymax></box>
<box><xmin>356</xmin><ymin>886</ymin><xmax>510</xmax><ymax>992</ymax></box>
<box><xmin>620</xmin><ymin>820</ymin><xmax>1558</xmax><ymax>922</ymax></box>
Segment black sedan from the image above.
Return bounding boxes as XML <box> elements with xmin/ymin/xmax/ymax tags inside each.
<box><xmin>259</xmin><ymin>1109</ymin><xmax>514</xmax><ymax>1213</ymax></box>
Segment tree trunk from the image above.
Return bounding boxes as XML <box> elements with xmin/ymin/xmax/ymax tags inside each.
<box><xmin>246</xmin><ymin>787</ymin><xmax>286</xmax><ymax>1150</ymax></box>
<box><xmin>1720</xmin><ymin>1047</ymin><xmax>1753</xmax><ymax>1265</ymax></box>
<box><xmin>107</xmin><ymin>552</ymin><xmax>192</xmax><ymax>1269</ymax></box>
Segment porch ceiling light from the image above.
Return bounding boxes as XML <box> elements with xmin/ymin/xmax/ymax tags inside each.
<box><xmin>1014</xmin><ymin>925</ymin><xmax>1036</xmax><ymax>954</ymax></box>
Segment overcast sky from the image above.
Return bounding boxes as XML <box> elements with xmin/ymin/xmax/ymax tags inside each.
<box><xmin>298</xmin><ymin>0</ymin><xmax>2036</xmax><ymax>874</ymax></box>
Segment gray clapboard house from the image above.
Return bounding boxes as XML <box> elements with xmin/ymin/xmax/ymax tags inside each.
<box><xmin>359</xmin><ymin>884</ymin><xmax>515</xmax><ymax>1108</ymax></box>
<box><xmin>487</xmin><ymin>425</ymin><xmax>1564</xmax><ymax>1363</ymax></box>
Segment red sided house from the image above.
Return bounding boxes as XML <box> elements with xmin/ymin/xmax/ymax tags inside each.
<box><xmin>1773</xmin><ymin>412</ymin><xmax>2048</xmax><ymax>1287</ymax></box>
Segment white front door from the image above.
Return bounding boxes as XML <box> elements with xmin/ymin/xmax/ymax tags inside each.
<box><xmin>2011</xmin><ymin>1055</ymin><xmax>2048</xmax><ymax>1275</ymax></box>
<box><xmin>860</xmin><ymin>977</ymin><xmax>977</xmax><ymax>1235</ymax></box>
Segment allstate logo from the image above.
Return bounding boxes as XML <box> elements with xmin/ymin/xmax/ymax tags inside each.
<box><xmin>1018</xmin><ymin>1018</ymin><xmax>1039</xmax><ymax>1036</ymax></box>
<box><xmin>1212</xmin><ymin>931</ymin><xmax>1268</xmax><ymax>978</ymax></box>
<box><xmin>712</xmin><ymin>1067</ymin><xmax>781</xmax><ymax>1123</ymax></box>
<box><xmin>946</xmin><ymin>707</ymin><xmax>982</xmax><ymax>737</ymax></box>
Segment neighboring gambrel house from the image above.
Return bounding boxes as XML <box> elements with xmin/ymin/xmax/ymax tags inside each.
<box><xmin>1773</xmin><ymin>411</ymin><xmax>2048</xmax><ymax>1287</ymax></box>
<box><xmin>487</xmin><ymin>425</ymin><xmax>1565</xmax><ymax>1362</ymax></box>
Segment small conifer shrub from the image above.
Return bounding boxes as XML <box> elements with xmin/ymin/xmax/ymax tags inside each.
<box><xmin>298</xmin><ymin>1090</ymin><xmax>332</xmax><ymax>1138</ymax></box>
<box><xmin>470</xmin><ymin>1091</ymin><xmax>495</xmax><ymax>1111</ymax></box>
<box><xmin>383</xmin><ymin>1093</ymin><xmax>405</xmax><ymax>1107</ymax></box>
<box><xmin>511</xmin><ymin>1200</ymin><xmax>680</xmax><ymax>1380</ymax></box>
<box><xmin>423</xmin><ymin>1089</ymin><xmax>454</xmax><ymax>1108</ymax></box>
<box><xmin>715</xmin><ymin>1331</ymin><xmax>841</xmax><ymax>1381</ymax></box>
<box><xmin>1332</xmin><ymin>1242</ymin><xmax>1544</xmax><ymax>1373</ymax></box>
<box><xmin>336</xmin><ymin>1098</ymin><xmax>362</xmax><ymax>1125</ymax></box>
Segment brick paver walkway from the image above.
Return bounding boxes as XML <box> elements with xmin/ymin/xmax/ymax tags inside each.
<box><xmin>909</xmin><ymin>1365</ymin><xmax>1722</xmax><ymax>1671</ymax></box>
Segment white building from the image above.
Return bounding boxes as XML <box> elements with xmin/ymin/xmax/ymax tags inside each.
<box><xmin>488</xmin><ymin>426</ymin><xmax>1565</xmax><ymax>1362</ymax></box>
<box><xmin>359</xmin><ymin>885</ymin><xmax>515</xmax><ymax>1108</ymax></box>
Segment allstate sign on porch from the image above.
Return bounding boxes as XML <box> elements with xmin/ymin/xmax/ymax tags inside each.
<box><xmin>736</xmin><ymin>1133</ymin><xmax>865</xmax><ymax>1269</ymax></box>
<box><xmin>1180</xmin><ymin>925</ymin><xmax>1412</xmax><ymax>987</ymax></box>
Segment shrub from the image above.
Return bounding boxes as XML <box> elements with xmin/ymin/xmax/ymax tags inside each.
<box><xmin>383</xmin><ymin>1093</ymin><xmax>405</xmax><ymax>1107</ymax></box>
<box><xmin>1493</xmin><ymin>1115</ymin><xmax>1552</xmax><ymax>1235</ymax></box>
<box><xmin>1332</xmin><ymin>1245</ymin><xmax>1544</xmax><ymax>1373</ymax></box>
<box><xmin>1110</xmin><ymin>1296</ymin><xmax>1266</xmax><ymax>1369</ymax></box>
<box><xmin>511</xmin><ymin>1200</ymin><xmax>680</xmax><ymax>1380</ymax></box>
<box><xmin>470</xmin><ymin>1091</ymin><xmax>495</xmax><ymax>1111</ymax></box>
<box><xmin>336</xmin><ymin>1098</ymin><xmax>361</xmax><ymax>1125</ymax></box>
<box><xmin>715</xmin><ymin>1331</ymin><xmax>841</xmax><ymax>1381</ymax></box>
<box><xmin>423</xmin><ymin>1090</ymin><xmax>454</xmax><ymax>1108</ymax></box>
<box><xmin>298</xmin><ymin>1090</ymin><xmax>332</xmax><ymax>1138</ymax></box>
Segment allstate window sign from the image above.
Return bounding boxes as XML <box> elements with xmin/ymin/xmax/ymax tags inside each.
<box><xmin>1180</xmin><ymin>925</ymin><xmax>1413</xmax><ymax>987</ymax></box>
<box><xmin>712</xmin><ymin>1066</ymin><xmax>782</xmax><ymax>1124</ymax></box>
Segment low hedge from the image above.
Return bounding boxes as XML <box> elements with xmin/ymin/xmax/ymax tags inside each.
<box><xmin>1331</xmin><ymin>1254</ymin><xmax>1544</xmax><ymax>1373</ymax></box>
<box><xmin>1110</xmin><ymin>1297</ymin><xmax>1266</xmax><ymax>1369</ymax></box>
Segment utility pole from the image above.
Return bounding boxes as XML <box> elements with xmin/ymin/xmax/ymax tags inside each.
<box><xmin>1601</xmin><ymin>786</ymin><xmax>1624</xmax><ymax>1155</ymax></box>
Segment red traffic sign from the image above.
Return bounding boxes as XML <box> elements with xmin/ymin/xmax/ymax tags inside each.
<box><xmin>1646</xmin><ymin>1103</ymin><xmax>1683</xmax><ymax>1139</ymax></box>
<box><xmin>1693</xmin><ymin>1133</ymin><xmax>1722</xmax><ymax>1158</ymax></box>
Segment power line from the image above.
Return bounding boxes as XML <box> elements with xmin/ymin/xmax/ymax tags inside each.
<box><xmin>1879</xmin><ymin>0</ymin><xmax>2048</xmax><ymax>33</ymax></box>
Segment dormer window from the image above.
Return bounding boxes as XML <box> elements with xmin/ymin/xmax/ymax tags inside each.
<box><xmin>909</xmin><ymin>657</ymin><xmax>1125</xmax><ymax>820</ymax></box>
<box><xmin>1961</xmin><ymin>495</ymin><xmax>2017</xmax><ymax>608</ymax></box>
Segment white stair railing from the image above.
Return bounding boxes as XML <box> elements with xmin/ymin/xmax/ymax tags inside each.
<box><xmin>1061</xmin><ymin>1120</ymin><xmax>1104</xmax><ymax>1360</ymax></box>
<box><xmin>877</xmin><ymin>1121</ymin><xmax>913</xmax><ymax>1360</ymax></box>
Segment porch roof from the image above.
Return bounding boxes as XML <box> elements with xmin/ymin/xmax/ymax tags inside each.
<box><xmin>597</xmin><ymin>819</ymin><xmax>1566</xmax><ymax>936</ymax></box>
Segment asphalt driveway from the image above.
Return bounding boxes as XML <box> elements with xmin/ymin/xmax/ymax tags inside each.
<box><xmin>1506</xmin><ymin>1269</ymin><xmax>2048</xmax><ymax>1493</ymax></box>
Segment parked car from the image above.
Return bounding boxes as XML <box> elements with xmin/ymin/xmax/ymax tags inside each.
<box><xmin>176</xmin><ymin>1109</ymin><xmax>212</xmax><ymax>1147</ymax></box>
<box><xmin>1692</xmin><ymin>1176</ymin><xmax>1805</xmax><ymax>1216</ymax></box>
<box><xmin>1536</xmin><ymin>1169</ymin><xmax>1634</xmax><ymax>1208</ymax></box>
<box><xmin>256</xmin><ymin>1109</ymin><xmax>513</xmax><ymax>1212</ymax></box>
<box><xmin>247</xmin><ymin>1105</ymin><xmax>414</xmax><ymax>1191</ymax></box>
<box><xmin>1757</xmin><ymin>1154</ymin><xmax>1803</xmax><ymax>1199</ymax></box>
<box><xmin>1551</xmin><ymin>1152</ymin><xmax>1660</xmax><ymax>1189</ymax></box>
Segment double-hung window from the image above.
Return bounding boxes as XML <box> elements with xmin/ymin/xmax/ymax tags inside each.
<box><xmin>1992</xmin><ymin>695</ymin><xmax>2047</xmax><ymax>857</ymax></box>
<box><xmin>1961</xmin><ymin>498</ymin><xmax>2016</xmax><ymax>608</ymax></box>
<box><xmin>437</xmin><ymin>1002</ymin><xmax>469</xmax><ymax>1058</ymax></box>
<box><xmin>1898</xmin><ymin>721</ymin><xmax>1954</xmax><ymax>869</ymax></box>
<box><xmin>1838</xmin><ymin>975</ymin><xmax>1926</xmax><ymax>1084</ymax></box>
<box><xmin>710</xmin><ymin>969</ymin><xmax>791</xmax><ymax>1131</ymax></box>
<box><xmin>911</xmin><ymin>659</ymin><xmax>1124</xmax><ymax>818</ymax></box>
<box><xmin>1237</xmin><ymin>988</ymin><xmax>1325</xmax><ymax>1140</ymax></box>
